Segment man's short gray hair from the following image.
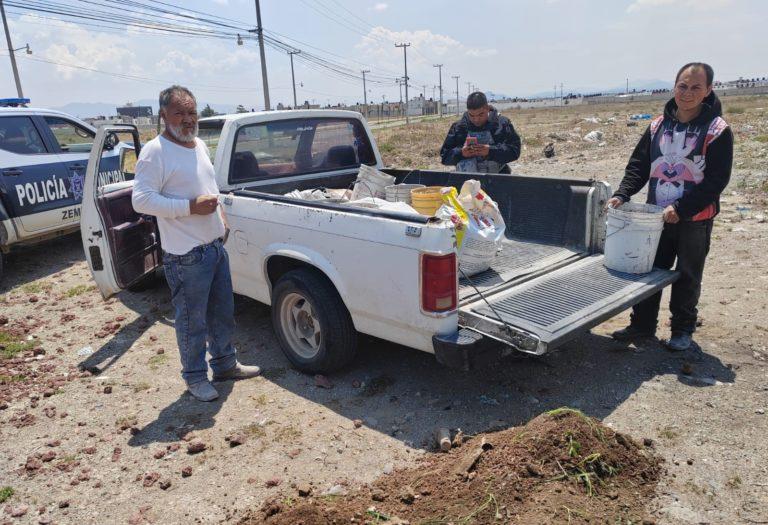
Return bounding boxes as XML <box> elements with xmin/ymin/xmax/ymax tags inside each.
<box><xmin>159</xmin><ymin>85</ymin><xmax>196</xmax><ymax>111</ymax></box>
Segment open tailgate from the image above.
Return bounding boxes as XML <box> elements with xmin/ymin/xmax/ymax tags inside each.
<box><xmin>459</xmin><ymin>254</ymin><xmax>678</xmax><ymax>354</ymax></box>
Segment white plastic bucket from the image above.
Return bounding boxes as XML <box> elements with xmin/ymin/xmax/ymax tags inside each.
<box><xmin>385</xmin><ymin>184</ymin><xmax>425</xmax><ymax>204</ymax></box>
<box><xmin>604</xmin><ymin>203</ymin><xmax>664</xmax><ymax>274</ymax></box>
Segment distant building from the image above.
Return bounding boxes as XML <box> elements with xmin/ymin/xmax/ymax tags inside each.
<box><xmin>116</xmin><ymin>105</ymin><xmax>153</xmax><ymax>118</ymax></box>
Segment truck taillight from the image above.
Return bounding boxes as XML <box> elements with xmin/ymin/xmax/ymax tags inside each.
<box><xmin>421</xmin><ymin>253</ymin><xmax>457</xmax><ymax>313</ymax></box>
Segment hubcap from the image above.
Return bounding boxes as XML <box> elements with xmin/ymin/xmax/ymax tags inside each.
<box><xmin>279</xmin><ymin>292</ymin><xmax>322</xmax><ymax>359</ymax></box>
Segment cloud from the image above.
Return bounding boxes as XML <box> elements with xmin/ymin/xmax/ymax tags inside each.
<box><xmin>627</xmin><ymin>0</ymin><xmax>732</xmax><ymax>12</ymax></box>
<box><xmin>356</xmin><ymin>27</ymin><xmax>497</xmax><ymax>65</ymax></box>
<box><xmin>212</xmin><ymin>0</ymin><xmax>229</xmax><ymax>4</ymax></box>
<box><xmin>14</xmin><ymin>15</ymin><xmax>136</xmax><ymax>80</ymax></box>
<box><xmin>372</xmin><ymin>3</ymin><xmax>388</xmax><ymax>11</ymax></box>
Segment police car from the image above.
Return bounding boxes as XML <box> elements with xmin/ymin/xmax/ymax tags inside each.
<box><xmin>0</xmin><ymin>98</ymin><xmax>130</xmax><ymax>282</ymax></box>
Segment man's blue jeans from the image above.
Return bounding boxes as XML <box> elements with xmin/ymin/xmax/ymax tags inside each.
<box><xmin>163</xmin><ymin>239</ymin><xmax>237</xmax><ymax>386</ymax></box>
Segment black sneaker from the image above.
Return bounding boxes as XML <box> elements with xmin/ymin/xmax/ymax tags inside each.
<box><xmin>665</xmin><ymin>331</ymin><xmax>693</xmax><ymax>352</ymax></box>
<box><xmin>611</xmin><ymin>325</ymin><xmax>656</xmax><ymax>341</ymax></box>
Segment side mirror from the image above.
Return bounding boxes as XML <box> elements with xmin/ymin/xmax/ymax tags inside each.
<box><xmin>104</xmin><ymin>132</ymin><xmax>119</xmax><ymax>151</ymax></box>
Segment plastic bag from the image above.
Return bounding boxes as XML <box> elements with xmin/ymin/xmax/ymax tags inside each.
<box><xmin>284</xmin><ymin>189</ymin><xmax>328</xmax><ymax>201</ymax></box>
<box><xmin>347</xmin><ymin>197</ymin><xmax>421</xmax><ymax>215</ymax></box>
<box><xmin>436</xmin><ymin>180</ymin><xmax>506</xmax><ymax>276</ymax></box>
<box><xmin>351</xmin><ymin>164</ymin><xmax>396</xmax><ymax>200</ymax></box>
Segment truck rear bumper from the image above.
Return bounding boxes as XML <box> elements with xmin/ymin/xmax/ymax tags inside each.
<box><xmin>432</xmin><ymin>328</ymin><xmax>504</xmax><ymax>371</ymax></box>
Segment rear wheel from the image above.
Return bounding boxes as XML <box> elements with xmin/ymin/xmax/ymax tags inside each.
<box><xmin>271</xmin><ymin>268</ymin><xmax>357</xmax><ymax>373</ymax></box>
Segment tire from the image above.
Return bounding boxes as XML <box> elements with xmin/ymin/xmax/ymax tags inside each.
<box><xmin>271</xmin><ymin>268</ymin><xmax>357</xmax><ymax>373</ymax></box>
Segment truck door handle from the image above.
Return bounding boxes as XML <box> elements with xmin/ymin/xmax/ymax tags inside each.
<box><xmin>2</xmin><ymin>168</ymin><xmax>22</xmax><ymax>176</ymax></box>
<box><xmin>69</xmin><ymin>164</ymin><xmax>86</xmax><ymax>171</ymax></box>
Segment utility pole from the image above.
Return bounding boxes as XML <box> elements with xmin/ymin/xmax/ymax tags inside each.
<box><xmin>433</xmin><ymin>63</ymin><xmax>443</xmax><ymax>117</ymax></box>
<box><xmin>1</xmin><ymin>0</ymin><xmax>23</xmax><ymax>98</ymax></box>
<box><xmin>452</xmin><ymin>75</ymin><xmax>460</xmax><ymax>115</ymax></box>
<box><xmin>252</xmin><ymin>0</ymin><xmax>270</xmax><ymax>110</ymax></box>
<box><xmin>560</xmin><ymin>83</ymin><xmax>563</xmax><ymax>104</ymax></box>
<box><xmin>626</xmin><ymin>77</ymin><xmax>629</xmax><ymax>94</ymax></box>
<box><xmin>395</xmin><ymin>42</ymin><xmax>410</xmax><ymax>124</ymax></box>
<box><xmin>288</xmin><ymin>49</ymin><xmax>299</xmax><ymax>108</ymax></box>
<box><xmin>466</xmin><ymin>82</ymin><xmax>472</xmax><ymax>97</ymax></box>
<box><xmin>361</xmin><ymin>69</ymin><xmax>370</xmax><ymax>118</ymax></box>
<box><xmin>554</xmin><ymin>83</ymin><xmax>557</xmax><ymax>106</ymax></box>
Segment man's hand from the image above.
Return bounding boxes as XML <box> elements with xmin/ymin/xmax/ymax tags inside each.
<box><xmin>662</xmin><ymin>205</ymin><xmax>680</xmax><ymax>224</ymax></box>
<box><xmin>461</xmin><ymin>144</ymin><xmax>476</xmax><ymax>158</ymax></box>
<box><xmin>605</xmin><ymin>196</ymin><xmax>624</xmax><ymax>210</ymax></box>
<box><xmin>189</xmin><ymin>195</ymin><xmax>219</xmax><ymax>215</ymax></box>
<box><xmin>473</xmin><ymin>144</ymin><xmax>490</xmax><ymax>158</ymax></box>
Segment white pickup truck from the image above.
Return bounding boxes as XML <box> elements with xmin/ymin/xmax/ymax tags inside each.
<box><xmin>80</xmin><ymin>110</ymin><xmax>677</xmax><ymax>373</ymax></box>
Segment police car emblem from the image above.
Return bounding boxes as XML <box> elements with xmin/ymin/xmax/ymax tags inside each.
<box><xmin>69</xmin><ymin>170</ymin><xmax>85</xmax><ymax>201</ymax></box>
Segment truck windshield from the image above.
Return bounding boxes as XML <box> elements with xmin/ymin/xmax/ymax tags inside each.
<box><xmin>229</xmin><ymin>117</ymin><xmax>376</xmax><ymax>184</ymax></box>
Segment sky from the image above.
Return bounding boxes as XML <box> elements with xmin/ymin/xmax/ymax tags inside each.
<box><xmin>1</xmin><ymin>0</ymin><xmax>766</xmax><ymax>113</ymax></box>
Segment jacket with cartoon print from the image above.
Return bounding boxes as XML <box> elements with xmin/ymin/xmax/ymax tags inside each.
<box><xmin>613</xmin><ymin>91</ymin><xmax>733</xmax><ymax>221</ymax></box>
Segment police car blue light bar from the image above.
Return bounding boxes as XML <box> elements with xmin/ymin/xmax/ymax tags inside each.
<box><xmin>0</xmin><ymin>98</ymin><xmax>31</xmax><ymax>107</ymax></box>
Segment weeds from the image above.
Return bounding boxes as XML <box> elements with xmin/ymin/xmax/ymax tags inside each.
<box><xmin>243</xmin><ymin>423</ymin><xmax>266</xmax><ymax>439</ymax></box>
<box><xmin>0</xmin><ymin>486</ymin><xmax>13</xmax><ymax>503</ymax></box>
<box><xmin>148</xmin><ymin>354</ymin><xmax>168</xmax><ymax>370</ymax></box>
<box><xmin>66</xmin><ymin>284</ymin><xmax>95</xmax><ymax>297</ymax></box>
<box><xmin>0</xmin><ymin>330</ymin><xmax>36</xmax><ymax>359</ymax></box>
<box><xmin>0</xmin><ymin>374</ymin><xmax>26</xmax><ymax>383</ymax></box>
<box><xmin>274</xmin><ymin>424</ymin><xmax>302</xmax><ymax>442</ymax></box>
<box><xmin>658</xmin><ymin>426</ymin><xmax>679</xmax><ymax>440</ymax></box>
<box><xmin>421</xmin><ymin>492</ymin><xmax>501</xmax><ymax>524</ymax></box>
<box><xmin>21</xmin><ymin>282</ymin><xmax>51</xmax><ymax>294</ymax></box>
<box><xmin>566</xmin><ymin>432</ymin><xmax>581</xmax><ymax>457</ymax></box>
<box><xmin>755</xmin><ymin>135</ymin><xmax>768</xmax><ymax>143</ymax></box>
<box><xmin>378</xmin><ymin>142</ymin><xmax>395</xmax><ymax>154</ymax></box>
<box><xmin>726</xmin><ymin>475</ymin><xmax>742</xmax><ymax>489</ymax></box>
<box><xmin>727</xmin><ymin>106</ymin><xmax>746</xmax><ymax>114</ymax></box>
<box><xmin>545</xmin><ymin>407</ymin><xmax>605</xmax><ymax>442</ymax></box>
<box><xmin>252</xmin><ymin>393</ymin><xmax>268</xmax><ymax>407</ymax></box>
<box><xmin>133</xmin><ymin>381</ymin><xmax>151</xmax><ymax>393</ymax></box>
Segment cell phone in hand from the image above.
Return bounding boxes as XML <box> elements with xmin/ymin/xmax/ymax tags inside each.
<box><xmin>465</xmin><ymin>136</ymin><xmax>478</xmax><ymax>147</ymax></box>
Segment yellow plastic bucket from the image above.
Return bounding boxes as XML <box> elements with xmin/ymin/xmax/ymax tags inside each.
<box><xmin>411</xmin><ymin>186</ymin><xmax>445</xmax><ymax>216</ymax></box>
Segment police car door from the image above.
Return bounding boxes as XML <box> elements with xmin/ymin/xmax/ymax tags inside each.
<box><xmin>0</xmin><ymin>115</ymin><xmax>69</xmax><ymax>236</ymax></box>
<box><xmin>81</xmin><ymin>125</ymin><xmax>161</xmax><ymax>298</ymax></box>
<box><xmin>42</xmin><ymin>115</ymin><xmax>125</xmax><ymax>226</ymax></box>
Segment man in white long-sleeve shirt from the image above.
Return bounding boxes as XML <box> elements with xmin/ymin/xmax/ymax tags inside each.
<box><xmin>132</xmin><ymin>85</ymin><xmax>260</xmax><ymax>401</ymax></box>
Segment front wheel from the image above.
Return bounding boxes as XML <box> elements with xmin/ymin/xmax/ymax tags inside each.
<box><xmin>271</xmin><ymin>268</ymin><xmax>357</xmax><ymax>373</ymax></box>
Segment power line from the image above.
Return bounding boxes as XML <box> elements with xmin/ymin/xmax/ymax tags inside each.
<box><xmin>1</xmin><ymin>51</ymin><xmax>264</xmax><ymax>92</ymax></box>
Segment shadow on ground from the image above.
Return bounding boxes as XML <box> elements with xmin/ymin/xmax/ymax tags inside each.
<box><xmin>129</xmin><ymin>296</ymin><xmax>736</xmax><ymax>450</ymax></box>
<box><xmin>0</xmin><ymin>233</ymin><xmax>85</xmax><ymax>292</ymax></box>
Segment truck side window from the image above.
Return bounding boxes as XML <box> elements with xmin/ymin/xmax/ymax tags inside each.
<box><xmin>43</xmin><ymin>116</ymin><xmax>95</xmax><ymax>154</ymax></box>
<box><xmin>0</xmin><ymin>116</ymin><xmax>47</xmax><ymax>155</ymax></box>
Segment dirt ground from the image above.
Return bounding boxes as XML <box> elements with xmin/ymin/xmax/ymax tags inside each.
<box><xmin>1</xmin><ymin>95</ymin><xmax>767</xmax><ymax>525</ymax></box>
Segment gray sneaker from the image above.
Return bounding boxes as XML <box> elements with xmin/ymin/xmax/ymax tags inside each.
<box><xmin>188</xmin><ymin>381</ymin><xmax>219</xmax><ymax>402</ymax></box>
<box><xmin>666</xmin><ymin>332</ymin><xmax>693</xmax><ymax>352</ymax></box>
<box><xmin>212</xmin><ymin>363</ymin><xmax>261</xmax><ymax>382</ymax></box>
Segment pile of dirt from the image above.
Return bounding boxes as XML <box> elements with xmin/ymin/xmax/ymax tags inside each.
<box><xmin>240</xmin><ymin>409</ymin><xmax>661</xmax><ymax>524</ymax></box>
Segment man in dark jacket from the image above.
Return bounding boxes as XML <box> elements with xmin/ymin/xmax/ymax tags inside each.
<box><xmin>440</xmin><ymin>92</ymin><xmax>521</xmax><ymax>174</ymax></box>
<box><xmin>607</xmin><ymin>62</ymin><xmax>733</xmax><ymax>352</ymax></box>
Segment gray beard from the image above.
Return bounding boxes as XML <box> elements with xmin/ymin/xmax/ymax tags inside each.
<box><xmin>166</xmin><ymin>122</ymin><xmax>198</xmax><ymax>143</ymax></box>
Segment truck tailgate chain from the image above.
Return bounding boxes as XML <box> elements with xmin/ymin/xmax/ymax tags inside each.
<box><xmin>459</xmin><ymin>267</ymin><xmax>522</xmax><ymax>338</ymax></box>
